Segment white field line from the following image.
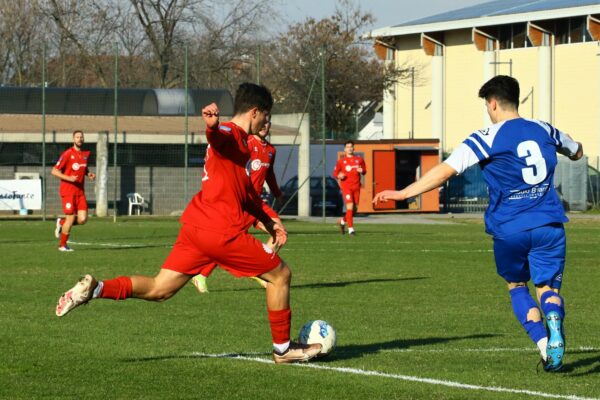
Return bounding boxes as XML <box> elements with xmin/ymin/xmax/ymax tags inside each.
<box><xmin>5</xmin><ymin>239</ymin><xmax>591</xmax><ymax>255</ymax></box>
<box><xmin>189</xmin><ymin>352</ymin><xmax>599</xmax><ymax>400</ymax></box>
<box><xmin>379</xmin><ymin>346</ymin><xmax>600</xmax><ymax>353</ymax></box>
<box><xmin>68</xmin><ymin>240</ymin><xmax>170</xmax><ymax>248</ymax></box>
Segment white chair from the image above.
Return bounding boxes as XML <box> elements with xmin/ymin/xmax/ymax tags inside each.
<box><xmin>126</xmin><ymin>193</ymin><xmax>147</xmax><ymax>215</ymax></box>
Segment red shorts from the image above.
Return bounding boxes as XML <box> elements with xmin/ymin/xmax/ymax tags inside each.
<box><xmin>61</xmin><ymin>194</ymin><xmax>88</xmax><ymax>214</ymax></box>
<box><xmin>341</xmin><ymin>188</ymin><xmax>360</xmax><ymax>205</ymax></box>
<box><xmin>162</xmin><ymin>224</ymin><xmax>281</xmax><ymax>277</ymax></box>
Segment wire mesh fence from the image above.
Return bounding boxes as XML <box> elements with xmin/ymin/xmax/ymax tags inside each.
<box><xmin>1</xmin><ymin>46</ymin><xmax>598</xmax><ymax>219</ymax></box>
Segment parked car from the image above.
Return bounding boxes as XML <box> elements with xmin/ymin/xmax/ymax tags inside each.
<box><xmin>275</xmin><ymin>176</ymin><xmax>343</xmax><ymax>216</ymax></box>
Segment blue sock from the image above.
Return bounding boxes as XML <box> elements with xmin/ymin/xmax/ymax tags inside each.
<box><xmin>540</xmin><ymin>291</ymin><xmax>565</xmax><ymax>320</ymax></box>
<box><xmin>509</xmin><ymin>287</ymin><xmax>547</xmax><ymax>344</ymax></box>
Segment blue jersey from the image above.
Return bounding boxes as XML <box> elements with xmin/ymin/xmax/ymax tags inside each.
<box><xmin>445</xmin><ymin>118</ymin><xmax>579</xmax><ymax>238</ymax></box>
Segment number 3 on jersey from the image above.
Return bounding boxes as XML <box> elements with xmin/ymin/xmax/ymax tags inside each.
<box><xmin>517</xmin><ymin>140</ymin><xmax>547</xmax><ymax>185</ymax></box>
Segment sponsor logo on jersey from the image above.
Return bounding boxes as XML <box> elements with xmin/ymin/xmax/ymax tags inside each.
<box><xmin>555</xmin><ymin>274</ymin><xmax>563</xmax><ymax>282</ymax></box>
<box><xmin>250</xmin><ymin>159</ymin><xmax>270</xmax><ymax>171</ymax></box>
<box><xmin>345</xmin><ymin>165</ymin><xmax>352</xmax><ymax>172</ymax></box>
<box><xmin>66</xmin><ymin>202</ymin><xmax>72</xmax><ymax>209</ymax></box>
<box><xmin>219</xmin><ymin>125</ymin><xmax>232</xmax><ymax>132</ymax></box>
<box><xmin>72</xmin><ymin>163</ymin><xmax>80</xmax><ymax>171</ymax></box>
<box><xmin>478</xmin><ymin>128</ymin><xmax>490</xmax><ymax>136</ymax></box>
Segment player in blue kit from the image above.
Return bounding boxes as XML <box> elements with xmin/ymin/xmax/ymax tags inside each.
<box><xmin>373</xmin><ymin>75</ymin><xmax>583</xmax><ymax>372</ymax></box>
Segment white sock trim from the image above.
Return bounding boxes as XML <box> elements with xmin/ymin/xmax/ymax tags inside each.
<box><xmin>92</xmin><ymin>281</ymin><xmax>104</xmax><ymax>298</ymax></box>
<box><xmin>537</xmin><ymin>337</ymin><xmax>548</xmax><ymax>361</ymax></box>
<box><xmin>273</xmin><ymin>341</ymin><xmax>290</xmax><ymax>354</ymax></box>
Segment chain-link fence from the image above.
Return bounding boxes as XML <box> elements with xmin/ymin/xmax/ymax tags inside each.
<box><xmin>441</xmin><ymin>156</ymin><xmax>600</xmax><ymax>213</ymax></box>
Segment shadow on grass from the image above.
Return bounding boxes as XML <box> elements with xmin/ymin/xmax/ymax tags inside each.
<box><xmin>122</xmin><ymin>334</ymin><xmax>499</xmax><ymax>364</ymax></box>
<box><xmin>323</xmin><ymin>334</ymin><xmax>500</xmax><ymax>362</ymax></box>
<box><xmin>80</xmin><ymin>244</ymin><xmax>171</xmax><ymax>251</ymax></box>
<box><xmin>214</xmin><ymin>277</ymin><xmax>428</xmax><ymax>293</ymax></box>
<box><xmin>558</xmin><ymin>351</ymin><xmax>600</xmax><ymax>375</ymax></box>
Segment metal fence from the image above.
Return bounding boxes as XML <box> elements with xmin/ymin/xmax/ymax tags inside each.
<box><xmin>441</xmin><ymin>156</ymin><xmax>600</xmax><ymax>213</ymax></box>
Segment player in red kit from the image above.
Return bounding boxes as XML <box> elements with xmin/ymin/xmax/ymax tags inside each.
<box><xmin>55</xmin><ymin>84</ymin><xmax>322</xmax><ymax>364</ymax></box>
<box><xmin>51</xmin><ymin>130</ymin><xmax>96</xmax><ymax>251</ymax></box>
<box><xmin>190</xmin><ymin>116</ymin><xmax>283</xmax><ymax>293</ymax></box>
<box><xmin>333</xmin><ymin>140</ymin><xmax>366</xmax><ymax>235</ymax></box>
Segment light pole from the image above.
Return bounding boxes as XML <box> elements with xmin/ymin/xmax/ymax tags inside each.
<box><xmin>521</xmin><ymin>86</ymin><xmax>534</xmax><ymax>118</ymax></box>
<box><xmin>489</xmin><ymin>58</ymin><xmax>513</xmax><ymax>76</ymax></box>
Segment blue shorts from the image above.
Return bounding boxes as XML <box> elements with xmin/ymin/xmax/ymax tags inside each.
<box><xmin>493</xmin><ymin>223</ymin><xmax>566</xmax><ymax>288</ymax></box>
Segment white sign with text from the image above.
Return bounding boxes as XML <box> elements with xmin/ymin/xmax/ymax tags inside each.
<box><xmin>0</xmin><ymin>179</ymin><xmax>42</xmax><ymax>210</ymax></box>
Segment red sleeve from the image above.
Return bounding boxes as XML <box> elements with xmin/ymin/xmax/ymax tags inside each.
<box><xmin>360</xmin><ymin>157</ymin><xmax>367</xmax><ymax>175</ymax></box>
<box><xmin>332</xmin><ymin>159</ymin><xmax>341</xmax><ymax>178</ymax></box>
<box><xmin>266</xmin><ymin>151</ymin><xmax>282</xmax><ymax>198</ymax></box>
<box><xmin>244</xmin><ymin>184</ymin><xmax>273</xmax><ymax>227</ymax></box>
<box><xmin>206</xmin><ymin>125</ymin><xmax>233</xmax><ymax>151</ymax></box>
<box><xmin>54</xmin><ymin>149</ymin><xmax>69</xmax><ymax>171</ymax></box>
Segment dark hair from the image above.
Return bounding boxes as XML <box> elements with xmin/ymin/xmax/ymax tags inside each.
<box><xmin>345</xmin><ymin>140</ymin><xmax>355</xmax><ymax>146</ymax></box>
<box><xmin>478</xmin><ymin>75</ymin><xmax>519</xmax><ymax>110</ymax></box>
<box><xmin>233</xmin><ymin>83</ymin><xmax>273</xmax><ymax>115</ymax></box>
<box><xmin>72</xmin><ymin>130</ymin><xmax>83</xmax><ymax>136</ymax></box>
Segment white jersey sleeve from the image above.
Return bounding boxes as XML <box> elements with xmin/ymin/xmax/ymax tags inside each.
<box><xmin>529</xmin><ymin>119</ymin><xmax>580</xmax><ymax>158</ymax></box>
<box><xmin>556</xmin><ymin>131</ymin><xmax>580</xmax><ymax>158</ymax></box>
<box><xmin>444</xmin><ymin>143</ymin><xmax>480</xmax><ymax>175</ymax></box>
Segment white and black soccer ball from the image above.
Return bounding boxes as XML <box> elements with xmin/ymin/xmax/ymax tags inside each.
<box><xmin>298</xmin><ymin>320</ymin><xmax>336</xmax><ymax>356</ymax></box>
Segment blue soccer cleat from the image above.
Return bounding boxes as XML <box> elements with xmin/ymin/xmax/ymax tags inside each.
<box><xmin>544</xmin><ymin>311</ymin><xmax>565</xmax><ymax>372</ymax></box>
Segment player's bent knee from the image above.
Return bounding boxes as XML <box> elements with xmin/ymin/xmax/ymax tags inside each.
<box><xmin>268</xmin><ymin>262</ymin><xmax>291</xmax><ymax>285</ymax></box>
<box><xmin>78</xmin><ymin>217</ymin><xmax>87</xmax><ymax>225</ymax></box>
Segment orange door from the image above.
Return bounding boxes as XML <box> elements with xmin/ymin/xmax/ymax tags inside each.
<box><xmin>373</xmin><ymin>150</ymin><xmax>395</xmax><ymax>210</ymax></box>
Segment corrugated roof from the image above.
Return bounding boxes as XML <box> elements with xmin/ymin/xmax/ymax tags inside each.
<box><xmin>368</xmin><ymin>0</ymin><xmax>600</xmax><ymax>38</ymax></box>
<box><xmin>394</xmin><ymin>0</ymin><xmax>600</xmax><ymax>27</ymax></box>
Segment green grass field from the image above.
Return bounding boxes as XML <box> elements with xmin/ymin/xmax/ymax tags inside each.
<box><xmin>1</xmin><ymin>217</ymin><xmax>599</xmax><ymax>399</ymax></box>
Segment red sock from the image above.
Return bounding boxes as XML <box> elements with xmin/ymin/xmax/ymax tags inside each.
<box><xmin>268</xmin><ymin>308</ymin><xmax>291</xmax><ymax>344</ymax></box>
<box><xmin>345</xmin><ymin>208</ymin><xmax>354</xmax><ymax>228</ymax></box>
<box><xmin>100</xmin><ymin>276</ymin><xmax>133</xmax><ymax>300</ymax></box>
<box><xmin>59</xmin><ymin>233</ymin><xmax>69</xmax><ymax>247</ymax></box>
<box><xmin>59</xmin><ymin>218</ymin><xmax>65</xmax><ymax>226</ymax></box>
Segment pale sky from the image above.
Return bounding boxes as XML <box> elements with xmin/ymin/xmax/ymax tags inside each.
<box><xmin>274</xmin><ymin>0</ymin><xmax>494</xmax><ymax>32</ymax></box>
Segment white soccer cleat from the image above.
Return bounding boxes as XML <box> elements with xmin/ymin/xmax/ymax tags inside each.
<box><xmin>56</xmin><ymin>274</ymin><xmax>97</xmax><ymax>317</ymax></box>
<box><xmin>272</xmin><ymin>342</ymin><xmax>322</xmax><ymax>364</ymax></box>
<box><xmin>54</xmin><ymin>218</ymin><xmax>62</xmax><ymax>238</ymax></box>
<box><xmin>58</xmin><ymin>246</ymin><xmax>74</xmax><ymax>252</ymax></box>
<box><xmin>191</xmin><ymin>275</ymin><xmax>209</xmax><ymax>294</ymax></box>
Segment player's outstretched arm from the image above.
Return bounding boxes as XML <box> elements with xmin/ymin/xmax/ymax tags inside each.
<box><xmin>373</xmin><ymin>162</ymin><xmax>457</xmax><ymax>204</ymax></box>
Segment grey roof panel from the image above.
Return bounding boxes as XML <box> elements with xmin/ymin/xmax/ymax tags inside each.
<box><xmin>394</xmin><ymin>0</ymin><xmax>600</xmax><ymax>27</ymax></box>
<box><xmin>0</xmin><ymin>87</ymin><xmax>233</xmax><ymax>116</ymax></box>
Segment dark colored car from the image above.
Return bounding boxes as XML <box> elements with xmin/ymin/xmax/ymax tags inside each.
<box><xmin>275</xmin><ymin>176</ymin><xmax>343</xmax><ymax>216</ymax></box>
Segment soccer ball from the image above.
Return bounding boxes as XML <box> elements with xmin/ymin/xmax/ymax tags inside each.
<box><xmin>298</xmin><ymin>320</ymin><xmax>336</xmax><ymax>356</ymax></box>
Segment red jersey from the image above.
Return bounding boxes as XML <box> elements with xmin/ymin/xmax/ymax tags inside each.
<box><xmin>247</xmin><ymin>135</ymin><xmax>282</xmax><ymax>198</ymax></box>
<box><xmin>55</xmin><ymin>147</ymin><xmax>91</xmax><ymax>196</ymax></box>
<box><xmin>332</xmin><ymin>155</ymin><xmax>366</xmax><ymax>190</ymax></box>
<box><xmin>180</xmin><ymin>122</ymin><xmax>271</xmax><ymax>236</ymax></box>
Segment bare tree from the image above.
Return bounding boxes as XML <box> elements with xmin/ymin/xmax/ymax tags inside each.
<box><xmin>129</xmin><ymin>0</ymin><xmax>201</xmax><ymax>88</ymax></box>
<box><xmin>263</xmin><ymin>1</ymin><xmax>413</xmax><ymax>138</ymax></box>
<box><xmin>0</xmin><ymin>0</ymin><xmax>44</xmax><ymax>86</ymax></box>
<box><xmin>188</xmin><ymin>0</ymin><xmax>275</xmax><ymax>91</ymax></box>
<box><xmin>39</xmin><ymin>0</ymin><xmax>121</xmax><ymax>87</ymax></box>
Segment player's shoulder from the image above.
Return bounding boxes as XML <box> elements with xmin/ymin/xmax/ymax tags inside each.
<box><xmin>466</xmin><ymin>120</ymin><xmax>507</xmax><ymax>148</ymax></box>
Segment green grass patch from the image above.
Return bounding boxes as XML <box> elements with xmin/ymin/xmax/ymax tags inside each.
<box><xmin>1</xmin><ymin>217</ymin><xmax>599</xmax><ymax>399</ymax></box>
